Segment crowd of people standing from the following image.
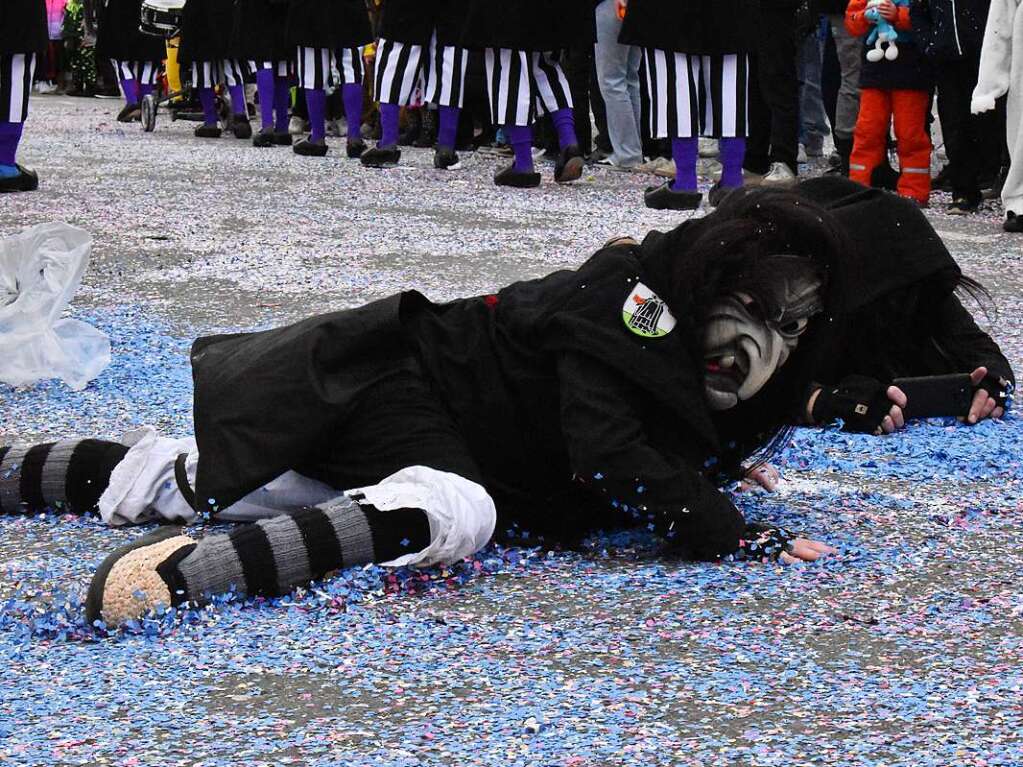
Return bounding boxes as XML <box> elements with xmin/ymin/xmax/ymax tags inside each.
<box><xmin>1</xmin><ymin>0</ymin><xmax>1021</xmax><ymax>233</ymax></box>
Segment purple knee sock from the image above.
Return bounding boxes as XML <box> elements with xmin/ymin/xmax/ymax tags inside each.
<box><xmin>342</xmin><ymin>83</ymin><xmax>363</xmax><ymax>140</ymax></box>
<box><xmin>719</xmin><ymin>138</ymin><xmax>746</xmax><ymax>188</ymax></box>
<box><xmin>256</xmin><ymin>69</ymin><xmax>275</xmax><ymax>129</ymax></box>
<box><xmin>138</xmin><ymin>83</ymin><xmax>154</xmax><ymax>101</ymax></box>
<box><xmin>505</xmin><ymin>125</ymin><xmax>535</xmax><ymax>173</ymax></box>
<box><xmin>228</xmin><ymin>85</ymin><xmax>246</xmax><ymax>116</ymax></box>
<box><xmin>305</xmin><ymin>88</ymin><xmax>326</xmax><ymax>142</ymax></box>
<box><xmin>0</xmin><ymin>122</ymin><xmax>23</xmax><ymax>167</ymax></box>
<box><xmin>122</xmin><ymin>79</ymin><xmax>139</xmax><ymax>106</ymax></box>
<box><xmin>671</xmin><ymin>137</ymin><xmax>699</xmax><ymax>192</ymax></box>
<box><xmin>438</xmin><ymin>105</ymin><xmax>460</xmax><ymax>151</ymax></box>
<box><xmin>273</xmin><ymin>78</ymin><xmax>290</xmax><ymax>132</ymax></box>
<box><xmin>198</xmin><ymin>88</ymin><xmax>218</xmax><ymax>126</ymax></box>
<box><xmin>379</xmin><ymin>103</ymin><xmax>400</xmax><ymax>149</ymax></box>
<box><xmin>551</xmin><ymin>107</ymin><xmax>578</xmax><ymax>150</ymax></box>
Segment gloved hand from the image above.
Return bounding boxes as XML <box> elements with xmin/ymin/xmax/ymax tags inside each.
<box><xmin>811</xmin><ymin>375</ymin><xmax>897</xmax><ymax>433</ymax></box>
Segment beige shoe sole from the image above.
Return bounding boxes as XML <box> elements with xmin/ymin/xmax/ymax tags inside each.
<box><xmin>86</xmin><ymin>527</ymin><xmax>194</xmax><ymax>627</ymax></box>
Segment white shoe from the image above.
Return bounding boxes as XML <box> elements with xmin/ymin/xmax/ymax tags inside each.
<box><xmin>797</xmin><ymin>145</ymin><xmax>808</xmax><ymax>164</ymax></box>
<box><xmin>761</xmin><ymin>162</ymin><xmax>798</xmax><ymax>186</ymax></box>
<box><xmin>288</xmin><ymin>116</ymin><xmax>308</xmax><ymax>136</ymax></box>
<box><xmin>743</xmin><ymin>168</ymin><xmax>765</xmax><ymax>187</ymax></box>
<box><xmin>636</xmin><ymin>157</ymin><xmax>667</xmax><ymax>173</ymax></box>
<box><xmin>653</xmin><ymin>158</ymin><xmax>677</xmax><ymax>178</ymax></box>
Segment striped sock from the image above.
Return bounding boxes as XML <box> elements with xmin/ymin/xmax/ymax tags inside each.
<box><xmin>0</xmin><ymin>440</ymin><xmax>130</xmax><ymax>515</ymax></box>
<box><xmin>169</xmin><ymin>496</ymin><xmax>431</xmax><ymax>603</ymax></box>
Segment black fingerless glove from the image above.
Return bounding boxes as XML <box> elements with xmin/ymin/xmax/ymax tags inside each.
<box><xmin>811</xmin><ymin>375</ymin><xmax>893</xmax><ymax>433</ymax></box>
<box><xmin>724</xmin><ymin>523</ymin><xmax>797</xmax><ymax>563</ymax></box>
<box><xmin>977</xmin><ymin>373</ymin><xmax>1014</xmax><ymax>411</ymax></box>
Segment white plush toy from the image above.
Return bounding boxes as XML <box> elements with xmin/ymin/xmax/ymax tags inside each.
<box><xmin>864</xmin><ymin>0</ymin><xmax>904</xmax><ymax>62</ymax></box>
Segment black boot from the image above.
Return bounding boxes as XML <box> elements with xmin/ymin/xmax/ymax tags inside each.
<box><xmin>117</xmin><ymin>103</ymin><xmax>141</xmax><ymax>123</ymax></box>
<box><xmin>1005</xmin><ymin>211</ymin><xmax>1023</xmax><ymax>233</ymax></box>
<box><xmin>346</xmin><ymin>137</ymin><xmax>367</xmax><ymax>159</ymax></box>
<box><xmin>361</xmin><ymin>145</ymin><xmax>401</xmax><ymax>168</ymax></box>
<box><xmin>554</xmin><ymin>145</ymin><xmax>584</xmax><ymax>183</ymax></box>
<box><xmin>0</xmin><ymin>164</ymin><xmax>39</xmax><ymax>193</ymax></box>
<box><xmin>252</xmin><ymin>127</ymin><xmax>276</xmax><ymax>147</ymax></box>
<box><xmin>644</xmin><ymin>182</ymin><xmax>702</xmax><ymax>211</ymax></box>
<box><xmin>434</xmin><ymin>146</ymin><xmax>461</xmax><ymax>170</ymax></box>
<box><xmin>494</xmin><ymin>163</ymin><xmax>541</xmax><ymax>188</ymax></box>
<box><xmin>273</xmin><ymin>130</ymin><xmax>293</xmax><ymax>146</ymax></box>
<box><xmin>398</xmin><ymin>109</ymin><xmax>421</xmax><ymax>146</ymax></box>
<box><xmin>194</xmin><ymin>123</ymin><xmax>222</xmax><ymax>138</ymax></box>
<box><xmin>293</xmin><ymin>138</ymin><xmax>328</xmax><ymax>157</ymax></box>
<box><xmin>826</xmin><ymin>135</ymin><xmax>853</xmax><ymax>176</ymax></box>
<box><xmin>230</xmin><ymin>114</ymin><xmax>252</xmax><ymax>140</ymax></box>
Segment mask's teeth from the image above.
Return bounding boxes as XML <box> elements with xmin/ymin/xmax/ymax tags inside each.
<box><xmin>719</xmin><ymin>354</ymin><xmax>736</xmax><ymax>370</ymax></box>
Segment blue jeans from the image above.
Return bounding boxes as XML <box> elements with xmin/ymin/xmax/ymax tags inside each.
<box><xmin>798</xmin><ymin>23</ymin><xmax>830</xmax><ymax>150</ymax></box>
<box><xmin>594</xmin><ymin>0</ymin><xmax>643</xmax><ymax>166</ymax></box>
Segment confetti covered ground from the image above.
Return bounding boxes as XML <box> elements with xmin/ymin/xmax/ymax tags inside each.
<box><xmin>1</xmin><ymin>95</ymin><xmax>1022</xmax><ymax>766</ymax></box>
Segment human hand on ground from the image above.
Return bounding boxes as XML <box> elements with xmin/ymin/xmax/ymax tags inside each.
<box><xmin>963</xmin><ymin>366</ymin><xmax>1006</xmax><ymax>424</ymax></box>
<box><xmin>739</xmin><ymin>463</ymin><xmax>781</xmax><ymax>492</ymax></box>
<box><xmin>780</xmin><ymin>538</ymin><xmax>838</xmax><ymax>564</ymax></box>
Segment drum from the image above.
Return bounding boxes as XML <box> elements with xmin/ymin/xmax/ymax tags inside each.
<box><xmin>140</xmin><ymin>0</ymin><xmax>187</xmax><ymax>38</ymax></box>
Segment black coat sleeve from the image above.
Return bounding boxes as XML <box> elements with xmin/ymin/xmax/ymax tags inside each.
<box><xmin>929</xmin><ymin>294</ymin><xmax>1016</xmax><ymax>387</ymax></box>
<box><xmin>557</xmin><ymin>351</ymin><xmax>746</xmax><ymax>560</ymax></box>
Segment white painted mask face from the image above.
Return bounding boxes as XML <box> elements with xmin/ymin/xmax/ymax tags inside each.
<box><xmin>702</xmin><ymin>260</ymin><xmax>823</xmax><ymax>411</ymax></box>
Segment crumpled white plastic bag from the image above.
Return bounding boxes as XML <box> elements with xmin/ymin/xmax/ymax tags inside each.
<box><xmin>0</xmin><ymin>222</ymin><xmax>110</xmax><ymax>391</ymax></box>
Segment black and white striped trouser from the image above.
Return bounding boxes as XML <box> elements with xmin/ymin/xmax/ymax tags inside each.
<box><xmin>295</xmin><ymin>46</ymin><xmax>363</xmax><ymax>90</ymax></box>
<box><xmin>374</xmin><ymin>32</ymin><xmax>469</xmax><ymax>108</ymax></box>
<box><xmin>111</xmin><ymin>59</ymin><xmax>162</xmax><ymax>86</ymax></box>
<box><xmin>191</xmin><ymin>59</ymin><xmax>249</xmax><ymax>89</ymax></box>
<box><xmin>642</xmin><ymin>51</ymin><xmax>750</xmax><ymax>139</ymax></box>
<box><xmin>249</xmin><ymin>60</ymin><xmax>292</xmax><ymax>78</ymax></box>
<box><xmin>0</xmin><ymin>53</ymin><xmax>36</xmax><ymax>123</ymax></box>
<box><xmin>483</xmin><ymin>48</ymin><xmax>574</xmax><ymax>127</ymax></box>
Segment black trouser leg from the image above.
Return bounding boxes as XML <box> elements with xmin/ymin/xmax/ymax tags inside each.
<box><xmin>562</xmin><ymin>46</ymin><xmax>594</xmax><ymax>155</ymax></box>
<box><xmin>744</xmin><ymin>53</ymin><xmax>772</xmax><ymax>174</ymax></box>
<box><xmin>937</xmin><ymin>57</ymin><xmax>982</xmax><ymax>202</ymax></box>
<box><xmin>755</xmin><ymin>8</ymin><xmax>801</xmax><ymax>173</ymax></box>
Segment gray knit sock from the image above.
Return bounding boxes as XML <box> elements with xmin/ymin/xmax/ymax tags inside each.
<box><xmin>173</xmin><ymin>495</ymin><xmax>431</xmax><ymax>602</ymax></box>
<box><xmin>0</xmin><ymin>440</ymin><xmax>129</xmax><ymax>514</ymax></box>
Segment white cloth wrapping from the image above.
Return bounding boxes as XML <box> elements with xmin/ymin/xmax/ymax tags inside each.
<box><xmin>972</xmin><ymin>0</ymin><xmax>1023</xmax><ymax>215</ymax></box>
<box><xmin>0</xmin><ymin>222</ymin><xmax>110</xmax><ymax>390</ymax></box>
<box><xmin>98</xmin><ymin>429</ymin><xmax>497</xmax><ymax>567</ymax></box>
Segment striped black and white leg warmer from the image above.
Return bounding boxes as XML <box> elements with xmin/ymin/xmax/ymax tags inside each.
<box><xmin>697</xmin><ymin>54</ymin><xmax>750</xmax><ymax>139</ymax></box>
<box><xmin>0</xmin><ymin>440</ymin><xmax>130</xmax><ymax>515</ymax></box>
<box><xmin>163</xmin><ymin>495</ymin><xmax>431</xmax><ymax>603</ymax></box>
<box><xmin>483</xmin><ymin>48</ymin><xmax>537</xmax><ymax>127</ymax></box>
<box><xmin>529</xmin><ymin>50</ymin><xmax>573</xmax><ymax>116</ymax></box>
<box><xmin>422</xmin><ymin>32</ymin><xmax>468</xmax><ymax>109</ymax></box>
<box><xmin>296</xmin><ymin>46</ymin><xmax>337</xmax><ymax>91</ymax></box>
<box><xmin>1</xmin><ymin>53</ymin><xmax>36</xmax><ymax>122</ymax></box>
<box><xmin>374</xmin><ymin>38</ymin><xmax>424</xmax><ymax>106</ymax></box>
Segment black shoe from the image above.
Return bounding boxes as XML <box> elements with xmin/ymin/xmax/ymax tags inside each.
<box><xmin>644</xmin><ymin>182</ymin><xmax>702</xmax><ymax>211</ymax></box>
<box><xmin>293</xmin><ymin>138</ymin><xmax>328</xmax><ymax>157</ymax></box>
<box><xmin>194</xmin><ymin>123</ymin><xmax>222</xmax><ymax>138</ymax></box>
<box><xmin>361</xmin><ymin>145</ymin><xmax>401</xmax><ymax>168</ymax></box>
<box><xmin>273</xmin><ymin>130</ymin><xmax>293</xmax><ymax>147</ymax></box>
<box><xmin>1005</xmin><ymin>211</ymin><xmax>1023</xmax><ymax>233</ymax></box>
<box><xmin>434</xmin><ymin>147</ymin><xmax>462</xmax><ymax>171</ymax></box>
<box><xmin>707</xmin><ymin>182</ymin><xmax>740</xmax><ymax>208</ymax></box>
<box><xmin>494</xmin><ymin>163</ymin><xmax>541</xmax><ymax>188</ymax></box>
<box><xmin>116</xmin><ymin>103</ymin><xmax>141</xmax><ymax>123</ymax></box>
<box><xmin>0</xmin><ymin>164</ymin><xmax>39</xmax><ymax>193</ymax></box>
<box><xmin>346</xmin><ymin>137</ymin><xmax>367</xmax><ymax>159</ymax></box>
<box><xmin>871</xmin><ymin>160</ymin><xmax>899</xmax><ymax>192</ymax></box>
<box><xmin>251</xmin><ymin>127</ymin><xmax>276</xmax><ymax>147</ymax></box>
<box><xmin>554</xmin><ymin>145</ymin><xmax>584</xmax><ymax>183</ymax></box>
<box><xmin>947</xmin><ymin>195</ymin><xmax>980</xmax><ymax>215</ymax></box>
<box><xmin>230</xmin><ymin>114</ymin><xmax>252</xmax><ymax>139</ymax></box>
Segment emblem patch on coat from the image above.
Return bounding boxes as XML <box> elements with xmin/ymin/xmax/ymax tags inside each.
<box><xmin>622</xmin><ymin>283</ymin><xmax>676</xmax><ymax>338</ymax></box>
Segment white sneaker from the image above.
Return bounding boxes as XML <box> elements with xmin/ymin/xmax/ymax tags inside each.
<box><xmin>288</xmin><ymin>116</ymin><xmax>308</xmax><ymax>136</ymax></box>
<box><xmin>761</xmin><ymin>162</ymin><xmax>797</xmax><ymax>186</ymax></box>
<box><xmin>797</xmin><ymin>145</ymin><xmax>808</xmax><ymax>164</ymax></box>
<box><xmin>743</xmin><ymin>168</ymin><xmax>765</xmax><ymax>187</ymax></box>
<box><xmin>653</xmin><ymin>158</ymin><xmax>677</xmax><ymax>178</ymax></box>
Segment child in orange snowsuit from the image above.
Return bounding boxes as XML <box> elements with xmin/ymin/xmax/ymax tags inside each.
<box><xmin>845</xmin><ymin>0</ymin><xmax>934</xmax><ymax>205</ymax></box>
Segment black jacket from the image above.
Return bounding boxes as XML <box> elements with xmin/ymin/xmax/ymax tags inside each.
<box><xmin>378</xmin><ymin>0</ymin><xmax>465</xmax><ymax>46</ymax></box>
<box><xmin>179</xmin><ymin>0</ymin><xmax>236</xmax><ymax>66</ymax></box>
<box><xmin>912</xmin><ymin>0</ymin><xmax>991</xmax><ymax>60</ymax></box>
<box><xmin>190</xmin><ymin>248</ymin><xmax>746</xmax><ymax>561</ymax></box>
<box><xmin>0</xmin><ymin>0</ymin><xmax>47</xmax><ymax>55</ymax></box>
<box><xmin>232</xmin><ymin>0</ymin><xmax>290</xmax><ymax>63</ymax></box>
<box><xmin>461</xmin><ymin>0</ymin><xmax>596</xmax><ymax>51</ymax></box>
<box><xmin>285</xmin><ymin>0</ymin><xmax>373</xmax><ymax>49</ymax></box>
<box><xmin>798</xmin><ymin>177</ymin><xmax>1014</xmax><ymax>389</ymax></box>
<box><xmin>818</xmin><ymin>0</ymin><xmax>850</xmax><ymax>12</ymax></box>
<box><xmin>619</xmin><ymin>0</ymin><xmax>759</xmax><ymax>55</ymax></box>
<box><xmin>95</xmin><ymin>0</ymin><xmax>167</xmax><ymax>61</ymax></box>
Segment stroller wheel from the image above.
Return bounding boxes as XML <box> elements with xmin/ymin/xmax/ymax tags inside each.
<box><xmin>141</xmin><ymin>94</ymin><xmax>158</xmax><ymax>133</ymax></box>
